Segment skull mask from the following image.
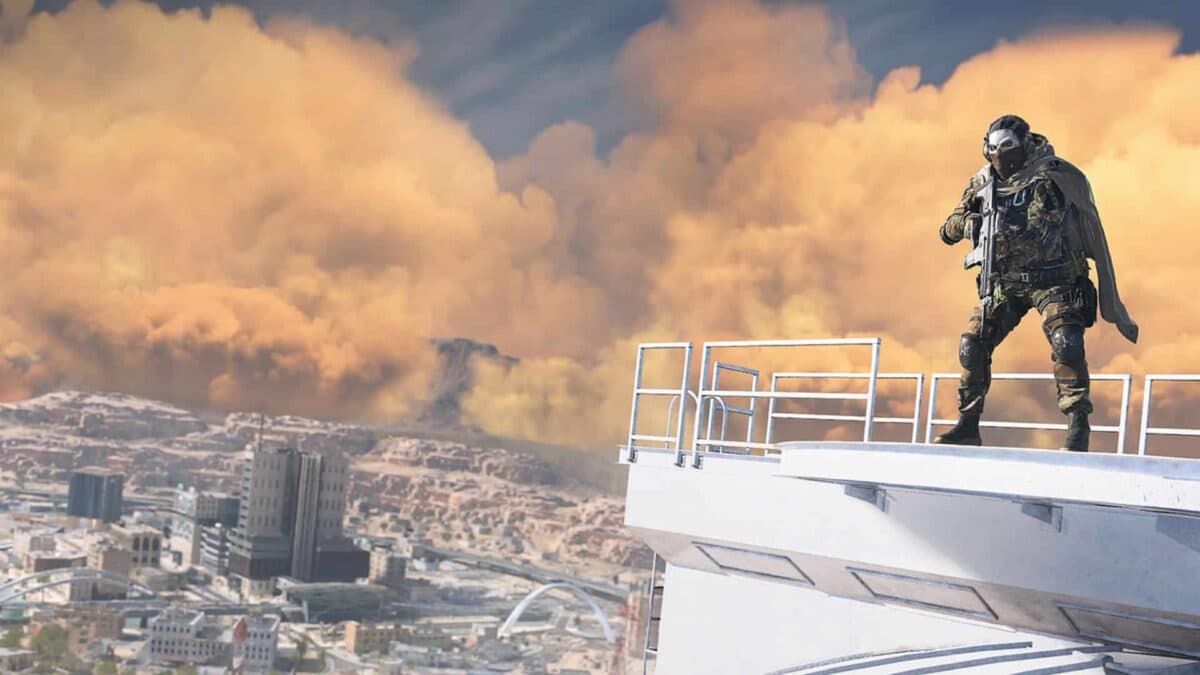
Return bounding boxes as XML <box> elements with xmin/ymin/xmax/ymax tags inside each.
<box><xmin>983</xmin><ymin>127</ymin><xmax>1026</xmax><ymax>179</ymax></box>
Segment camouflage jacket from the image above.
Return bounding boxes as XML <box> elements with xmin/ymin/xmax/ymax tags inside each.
<box><xmin>940</xmin><ymin>139</ymin><xmax>1084</xmax><ymax>276</ymax></box>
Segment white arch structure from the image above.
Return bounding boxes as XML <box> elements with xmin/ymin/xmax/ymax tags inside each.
<box><xmin>498</xmin><ymin>582</ymin><xmax>615</xmax><ymax>643</ymax></box>
<box><xmin>0</xmin><ymin>567</ymin><xmax>156</xmax><ymax>602</ymax></box>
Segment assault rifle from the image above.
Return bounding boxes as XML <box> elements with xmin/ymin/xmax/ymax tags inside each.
<box><xmin>963</xmin><ymin>179</ymin><xmax>1000</xmax><ymax>337</ymax></box>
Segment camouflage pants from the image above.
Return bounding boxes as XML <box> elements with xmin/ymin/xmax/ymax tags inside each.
<box><xmin>957</xmin><ymin>283</ymin><xmax>1092</xmax><ymax>416</ymax></box>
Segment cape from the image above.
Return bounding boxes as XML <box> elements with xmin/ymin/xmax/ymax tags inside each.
<box><xmin>975</xmin><ymin>134</ymin><xmax>1139</xmax><ymax>343</ymax></box>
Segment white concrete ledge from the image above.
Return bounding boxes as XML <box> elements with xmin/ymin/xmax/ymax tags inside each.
<box><xmin>776</xmin><ymin>441</ymin><xmax>1200</xmax><ymax>514</ymax></box>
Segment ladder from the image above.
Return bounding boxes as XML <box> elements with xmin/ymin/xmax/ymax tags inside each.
<box><xmin>642</xmin><ymin>552</ymin><xmax>666</xmax><ymax>674</ymax></box>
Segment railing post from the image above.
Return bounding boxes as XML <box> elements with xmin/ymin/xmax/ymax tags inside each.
<box><xmin>911</xmin><ymin>373</ymin><xmax>926</xmax><ymax>444</ymax></box>
<box><xmin>676</xmin><ymin>345</ymin><xmax>693</xmax><ymax>451</ymax></box>
<box><xmin>1116</xmin><ymin>374</ymin><xmax>1132</xmax><ymax>455</ymax></box>
<box><xmin>746</xmin><ymin>371</ymin><xmax>759</xmax><ymax>445</ymax></box>
<box><xmin>925</xmin><ymin>375</ymin><xmax>942</xmax><ymax>444</ymax></box>
<box><xmin>863</xmin><ymin>338</ymin><xmax>881</xmax><ymax>442</ymax></box>
<box><xmin>705</xmin><ymin>363</ymin><xmax>720</xmax><ymax>450</ymax></box>
<box><xmin>626</xmin><ymin>347</ymin><xmax>646</xmax><ymax>462</ymax></box>
<box><xmin>765</xmin><ymin>374</ymin><xmax>779</xmax><ymax>446</ymax></box>
<box><xmin>1138</xmin><ymin>376</ymin><xmax>1154</xmax><ymax>456</ymax></box>
<box><xmin>691</xmin><ymin>345</ymin><xmax>712</xmax><ymax>468</ymax></box>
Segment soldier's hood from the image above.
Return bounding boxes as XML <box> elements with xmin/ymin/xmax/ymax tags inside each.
<box><xmin>974</xmin><ymin>132</ymin><xmax>1138</xmax><ymax>343</ymax></box>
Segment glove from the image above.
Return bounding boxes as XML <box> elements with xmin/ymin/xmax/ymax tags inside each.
<box><xmin>963</xmin><ymin>214</ymin><xmax>982</xmax><ymax>243</ymax></box>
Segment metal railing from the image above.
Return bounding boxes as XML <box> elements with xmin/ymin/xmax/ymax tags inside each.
<box><xmin>766</xmin><ymin>373</ymin><xmax>926</xmax><ymax>444</ymax></box>
<box><xmin>704</xmin><ymin>362</ymin><xmax>760</xmax><ymax>453</ymax></box>
<box><xmin>1137</xmin><ymin>374</ymin><xmax>1200</xmax><ymax>456</ymax></box>
<box><xmin>691</xmin><ymin>339</ymin><xmax>882</xmax><ymax>464</ymax></box>
<box><xmin>626</xmin><ymin>343</ymin><xmax>692</xmax><ymax>462</ymax></box>
<box><xmin>925</xmin><ymin>372</ymin><xmax>1134</xmax><ymax>453</ymax></box>
<box><xmin>624</xmin><ymin>339</ymin><xmax>1197</xmax><ymax>462</ymax></box>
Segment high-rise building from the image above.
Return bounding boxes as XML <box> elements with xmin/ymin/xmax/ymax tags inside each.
<box><xmin>227</xmin><ymin>445</ymin><xmax>366</xmax><ymax>586</ymax></box>
<box><xmin>291</xmin><ymin>451</ymin><xmax>352</xmax><ymax>580</ymax></box>
<box><xmin>228</xmin><ymin>447</ymin><xmax>297</xmax><ymax>581</ymax></box>
<box><xmin>66</xmin><ymin>467</ymin><xmax>123</xmax><ymax>522</ymax></box>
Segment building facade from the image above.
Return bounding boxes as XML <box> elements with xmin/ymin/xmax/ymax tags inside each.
<box><xmin>228</xmin><ymin>445</ymin><xmax>366</xmax><ymax>586</ymax></box>
<box><xmin>368</xmin><ymin>543</ymin><xmax>409</xmax><ymax>590</ymax></box>
<box><xmin>111</xmin><ymin>524</ymin><xmax>161</xmax><ymax>568</ymax></box>
<box><xmin>199</xmin><ymin>523</ymin><xmax>230</xmax><ymax>576</ymax></box>
<box><xmin>228</xmin><ymin>447</ymin><xmax>297</xmax><ymax>581</ymax></box>
<box><xmin>30</xmin><ymin>605</ymin><xmax>123</xmax><ymax>654</ymax></box>
<box><xmin>66</xmin><ymin>467</ymin><xmax>124</xmax><ymax>523</ymax></box>
<box><xmin>232</xmin><ymin>614</ymin><xmax>279</xmax><ymax>673</ymax></box>
<box><xmin>344</xmin><ymin>621</ymin><xmax>404</xmax><ymax>655</ymax></box>
<box><xmin>147</xmin><ymin>608</ymin><xmax>230</xmax><ymax>666</ymax></box>
<box><xmin>174</xmin><ymin>487</ymin><xmax>240</xmax><ymax>566</ymax></box>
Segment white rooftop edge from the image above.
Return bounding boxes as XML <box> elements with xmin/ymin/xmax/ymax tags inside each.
<box><xmin>776</xmin><ymin>441</ymin><xmax>1200</xmax><ymax>514</ymax></box>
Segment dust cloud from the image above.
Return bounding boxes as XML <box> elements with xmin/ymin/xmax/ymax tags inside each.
<box><xmin>1</xmin><ymin>0</ymin><xmax>1197</xmax><ymax>449</ymax></box>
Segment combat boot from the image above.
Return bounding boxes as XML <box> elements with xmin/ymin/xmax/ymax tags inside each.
<box><xmin>933</xmin><ymin>413</ymin><xmax>982</xmax><ymax>446</ymax></box>
<box><xmin>1061</xmin><ymin>409</ymin><xmax>1089</xmax><ymax>452</ymax></box>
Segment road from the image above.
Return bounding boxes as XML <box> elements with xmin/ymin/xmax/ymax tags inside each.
<box><xmin>419</xmin><ymin>544</ymin><xmax>631</xmax><ymax>603</ymax></box>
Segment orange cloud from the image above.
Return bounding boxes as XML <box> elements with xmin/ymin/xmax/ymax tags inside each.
<box><xmin>1</xmin><ymin>0</ymin><xmax>1198</xmax><ymax>453</ymax></box>
<box><xmin>471</xmin><ymin>9</ymin><xmax>1200</xmax><ymax>450</ymax></box>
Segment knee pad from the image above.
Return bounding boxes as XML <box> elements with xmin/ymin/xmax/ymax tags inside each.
<box><xmin>1050</xmin><ymin>325</ymin><xmax>1085</xmax><ymax>363</ymax></box>
<box><xmin>959</xmin><ymin>334</ymin><xmax>986</xmax><ymax>370</ymax></box>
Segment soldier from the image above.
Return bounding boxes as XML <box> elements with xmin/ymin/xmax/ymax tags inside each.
<box><xmin>934</xmin><ymin>115</ymin><xmax>1138</xmax><ymax>451</ymax></box>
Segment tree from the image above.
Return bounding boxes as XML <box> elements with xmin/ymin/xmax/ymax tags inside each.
<box><xmin>31</xmin><ymin>624</ymin><xmax>68</xmax><ymax>662</ymax></box>
<box><xmin>0</xmin><ymin>626</ymin><xmax>22</xmax><ymax>649</ymax></box>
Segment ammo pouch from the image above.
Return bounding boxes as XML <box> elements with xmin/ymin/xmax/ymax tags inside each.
<box><xmin>1075</xmin><ymin>277</ymin><xmax>1098</xmax><ymax>327</ymax></box>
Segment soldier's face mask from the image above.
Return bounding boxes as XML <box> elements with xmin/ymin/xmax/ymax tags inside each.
<box><xmin>983</xmin><ymin>129</ymin><xmax>1025</xmax><ymax>178</ymax></box>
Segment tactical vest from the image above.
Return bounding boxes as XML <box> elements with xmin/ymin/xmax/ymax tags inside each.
<box><xmin>993</xmin><ymin>176</ymin><xmax>1086</xmax><ymax>285</ymax></box>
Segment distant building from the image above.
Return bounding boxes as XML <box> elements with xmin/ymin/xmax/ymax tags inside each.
<box><xmin>24</xmin><ymin>545</ymin><xmax>85</xmax><ymax>573</ymax></box>
<box><xmin>66</xmin><ymin>467</ymin><xmax>123</xmax><ymax>522</ymax></box>
<box><xmin>199</xmin><ymin>523</ymin><xmax>230</xmax><ymax>576</ymax></box>
<box><xmin>232</xmin><ymin>614</ymin><xmax>279</xmax><ymax>673</ymax></box>
<box><xmin>228</xmin><ymin>445</ymin><xmax>367</xmax><ymax>589</ymax></box>
<box><xmin>11</xmin><ymin>527</ymin><xmax>56</xmax><ymax>559</ymax></box>
<box><xmin>29</xmin><ymin>605</ymin><xmax>122</xmax><ymax>654</ymax></box>
<box><xmin>228</xmin><ymin>447</ymin><xmax>298</xmax><ymax>582</ymax></box>
<box><xmin>173</xmin><ymin>487</ymin><xmax>239</xmax><ymax>566</ymax></box>
<box><xmin>0</xmin><ymin>648</ymin><xmax>34</xmax><ymax>672</ymax></box>
<box><xmin>110</xmin><ymin>524</ymin><xmax>161</xmax><ymax>568</ymax></box>
<box><xmin>78</xmin><ymin>536</ymin><xmax>133</xmax><ymax>600</ymax></box>
<box><xmin>147</xmin><ymin>608</ymin><xmax>230</xmax><ymax>666</ymax></box>
<box><xmin>368</xmin><ymin>543</ymin><xmax>408</xmax><ymax>590</ymax></box>
<box><xmin>87</xmin><ymin>538</ymin><xmax>133</xmax><ymax>578</ymax></box>
<box><xmin>344</xmin><ymin>621</ymin><xmax>403</xmax><ymax>655</ymax></box>
<box><xmin>291</xmin><ymin>451</ymin><xmax>353</xmax><ymax>580</ymax></box>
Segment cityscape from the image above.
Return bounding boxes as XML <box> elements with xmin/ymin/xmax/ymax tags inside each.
<box><xmin>0</xmin><ymin>390</ymin><xmax>651</xmax><ymax>674</ymax></box>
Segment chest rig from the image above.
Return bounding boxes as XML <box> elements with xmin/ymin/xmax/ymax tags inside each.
<box><xmin>992</xmin><ymin>177</ymin><xmax>1079</xmax><ymax>284</ymax></box>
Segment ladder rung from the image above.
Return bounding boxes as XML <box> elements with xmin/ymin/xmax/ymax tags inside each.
<box><xmin>652</xmin><ymin>585</ymin><xmax>664</xmax><ymax>592</ymax></box>
<box><xmin>635</xmin><ymin>388</ymin><xmax>679</xmax><ymax>396</ymax></box>
<box><xmin>645</xmin><ymin>647</ymin><xmax>659</xmax><ymax>655</ymax></box>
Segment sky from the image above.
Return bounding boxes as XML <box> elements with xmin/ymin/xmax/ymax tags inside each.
<box><xmin>25</xmin><ymin>0</ymin><xmax>1200</xmax><ymax>157</ymax></box>
<box><xmin>2</xmin><ymin>0</ymin><xmax>1200</xmax><ymax>452</ymax></box>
